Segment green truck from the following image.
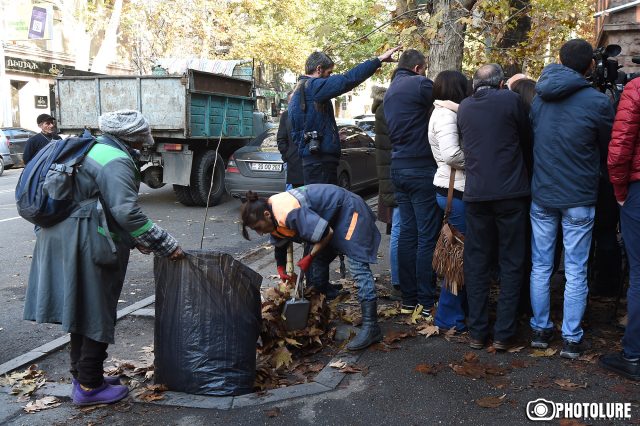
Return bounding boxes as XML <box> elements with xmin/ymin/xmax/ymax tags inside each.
<box><xmin>54</xmin><ymin>69</ymin><xmax>268</xmax><ymax>206</ymax></box>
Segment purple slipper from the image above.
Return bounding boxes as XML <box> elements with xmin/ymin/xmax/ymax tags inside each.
<box><xmin>72</xmin><ymin>381</ymin><xmax>129</xmax><ymax>406</ymax></box>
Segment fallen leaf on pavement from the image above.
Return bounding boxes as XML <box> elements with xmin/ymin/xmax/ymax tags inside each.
<box><xmin>378</xmin><ymin>306</ymin><xmax>399</xmax><ymax>318</ymax></box>
<box><xmin>509</xmin><ymin>360</ymin><xmax>530</xmax><ymax>369</ymax></box>
<box><xmin>264</xmin><ymin>408</ymin><xmax>281</xmax><ymax>417</ymax></box>
<box><xmin>339</xmin><ymin>364</ymin><xmax>363</xmax><ymax>374</ymax></box>
<box><xmin>133</xmin><ymin>384</ymin><xmax>168</xmax><ymax>402</ymax></box>
<box><xmin>529</xmin><ymin>348</ymin><xmax>557</xmax><ymax>357</ymax></box>
<box><xmin>383</xmin><ymin>330</ymin><xmax>415</xmax><ymax>344</ymax></box>
<box><xmin>486</xmin><ymin>346</ymin><xmax>497</xmax><ymax>354</ymax></box>
<box><xmin>577</xmin><ymin>352</ymin><xmax>598</xmax><ymax>363</ymax></box>
<box><xmin>554</xmin><ymin>379</ymin><xmax>587</xmax><ymax>391</ymax></box>
<box><xmin>463</xmin><ymin>352</ymin><xmax>479</xmax><ymax>363</ymax></box>
<box><xmin>329</xmin><ymin>360</ymin><xmax>347</xmax><ymax>369</ymax></box>
<box><xmin>407</xmin><ymin>305</ymin><xmax>423</xmax><ymax>324</ymax></box>
<box><xmin>272</xmin><ymin>347</ymin><xmax>293</xmax><ymax>370</ymax></box>
<box><xmin>475</xmin><ymin>394</ymin><xmax>507</xmax><ymax>408</ymax></box>
<box><xmin>284</xmin><ymin>337</ymin><xmax>303</xmax><ymax>348</ymax></box>
<box><xmin>507</xmin><ymin>346</ymin><xmax>525</xmax><ymax>353</ymax></box>
<box><xmin>415</xmin><ymin>364</ymin><xmax>437</xmax><ymax>375</ymax></box>
<box><xmin>23</xmin><ymin>396</ymin><xmax>61</xmax><ymax>413</ymax></box>
<box><xmin>416</xmin><ymin>324</ymin><xmax>439</xmax><ymax>338</ymax></box>
<box><xmin>442</xmin><ymin>327</ymin><xmax>466</xmax><ymax>343</ymax></box>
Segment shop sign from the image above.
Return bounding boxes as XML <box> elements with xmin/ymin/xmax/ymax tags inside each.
<box><xmin>5</xmin><ymin>56</ymin><xmax>66</xmax><ymax>77</ymax></box>
<box><xmin>35</xmin><ymin>96</ymin><xmax>48</xmax><ymax>109</ymax></box>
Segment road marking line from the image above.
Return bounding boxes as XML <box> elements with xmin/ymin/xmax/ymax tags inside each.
<box><xmin>0</xmin><ymin>216</ymin><xmax>21</xmax><ymax>222</ymax></box>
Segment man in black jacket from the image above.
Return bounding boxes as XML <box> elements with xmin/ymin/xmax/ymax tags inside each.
<box><xmin>276</xmin><ymin>93</ymin><xmax>304</xmax><ymax>189</ymax></box>
<box><xmin>383</xmin><ymin>49</ymin><xmax>439</xmax><ymax>318</ymax></box>
<box><xmin>23</xmin><ymin>114</ymin><xmax>62</xmax><ymax>164</ymax></box>
<box><xmin>457</xmin><ymin>63</ymin><xmax>531</xmax><ymax>350</ymax></box>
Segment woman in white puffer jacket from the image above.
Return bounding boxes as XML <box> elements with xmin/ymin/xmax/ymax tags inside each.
<box><xmin>428</xmin><ymin>70</ymin><xmax>471</xmax><ymax>332</ymax></box>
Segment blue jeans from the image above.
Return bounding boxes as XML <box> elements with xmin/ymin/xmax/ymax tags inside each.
<box><xmin>529</xmin><ymin>201</ymin><xmax>595</xmax><ymax>342</ymax></box>
<box><xmin>347</xmin><ymin>257</ymin><xmax>377</xmax><ymax>302</ymax></box>
<box><xmin>309</xmin><ymin>245</ymin><xmax>376</xmax><ymax>302</ymax></box>
<box><xmin>391</xmin><ymin>166</ymin><xmax>441</xmax><ymax>308</ymax></box>
<box><xmin>390</xmin><ymin>208</ymin><xmax>401</xmax><ymax>287</ymax></box>
<box><xmin>434</xmin><ymin>193</ymin><xmax>467</xmax><ymax>331</ymax></box>
<box><xmin>621</xmin><ymin>182</ymin><xmax>640</xmax><ymax>358</ymax></box>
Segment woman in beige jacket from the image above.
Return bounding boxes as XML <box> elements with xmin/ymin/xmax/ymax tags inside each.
<box><xmin>428</xmin><ymin>70</ymin><xmax>470</xmax><ymax>331</ymax></box>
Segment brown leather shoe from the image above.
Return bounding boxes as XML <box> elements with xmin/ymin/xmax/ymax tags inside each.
<box><xmin>469</xmin><ymin>337</ymin><xmax>485</xmax><ymax>350</ymax></box>
<box><xmin>493</xmin><ymin>340</ymin><xmax>515</xmax><ymax>351</ymax></box>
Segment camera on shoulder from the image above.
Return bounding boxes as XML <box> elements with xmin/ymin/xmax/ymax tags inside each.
<box><xmin>304</xmin><ymin>131</ymin><xmax>321</xmax><ymax>154</ymax></box>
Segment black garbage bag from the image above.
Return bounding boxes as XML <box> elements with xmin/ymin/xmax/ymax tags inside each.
<box><xmin>154</xmin><ymin>249</ymin><xmax>262</xmax><ymax>396</ymax></box>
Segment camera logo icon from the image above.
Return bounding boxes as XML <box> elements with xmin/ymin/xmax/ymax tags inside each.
<box><xmin>527</xmin><ymin>398</ymin><xmax>557</xmax><ymax>421</ymax></box>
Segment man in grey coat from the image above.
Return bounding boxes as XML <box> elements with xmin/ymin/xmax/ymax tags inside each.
<box><xmin>24</xmin><ymin>110</ymin><xmax>184</xmax><ymax>406</ymax></box>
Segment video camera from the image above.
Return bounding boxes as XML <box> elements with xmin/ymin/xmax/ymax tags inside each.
<box><xmin>590</xmin><ymin>44</ymin><xmax>640</xmax><ymax>102</ymax></box>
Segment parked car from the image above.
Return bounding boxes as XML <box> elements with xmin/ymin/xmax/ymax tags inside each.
<box><xmin>0</xmin><ymin>132</ymin><xmax>14</xmax><ymax>176</ymax></box>
<box><xmin>0</xmin><ymin>127</ymin><xmax>37</xmax><ymax>168</ymax></box>
<box><xmin>225</xmin><ymin>124</ymin><xmax>378</xmax><ymax>198</ymax></box>
<box><xmin>354</xmin><ymin>115</ymin><xmax>375</xmax><ymax>137</ymax></box>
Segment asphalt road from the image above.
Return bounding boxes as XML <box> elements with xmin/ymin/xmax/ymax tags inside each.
<box><xmin>0</xmin><ymin>168</ymin><xmax>269</xmax><ymax>365</ymax></box>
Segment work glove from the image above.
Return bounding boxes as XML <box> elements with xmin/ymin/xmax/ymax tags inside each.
<box><xmin>297</xmin><ymin>254</ymin><xmax>314</xmax><ymax>272</ymax></box>
<box><xmin>277</xmin><ymin>265</ymin><xmax>291</xmax><ymax>281</ymax></box>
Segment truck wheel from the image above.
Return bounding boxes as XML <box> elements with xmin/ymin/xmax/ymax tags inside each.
<box><xmin>173</xmin><ymin>184</ymin><xmax>198</xmax><ymax>206</ymax></box>
<box><xmin>191</xmin><ymin>151</ymin><xmax>225</xmax><ymax>207</ymax></box>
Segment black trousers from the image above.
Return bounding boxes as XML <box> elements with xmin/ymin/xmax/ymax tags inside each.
<box><xmin>303</xmin><ymin>162</ymin><xmax>338</xmax><ymax>185</ymax></box>
<box><xmin>70</xmin><ymin>333</ymin><xmax>109</xmax><ymax>388</ymax></box>
<box><xmin>591</xmin><ymin>178</ymin><xmax>622</xmax><ymax>296</ymax></box>
<box><xmin>464</xmin><ymin>197</ymin><xmax>528</xmax><ymax>342</ymax></box>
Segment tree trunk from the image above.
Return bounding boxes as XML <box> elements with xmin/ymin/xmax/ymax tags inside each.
<box><xmin>53</xmin><ymin>0</ymin><xmax>91</xmax><ymax>71</ymax></box>
<box><xmin>497</xmin><ymin>0</ymin><xmax>531</xmax><ymax>76</ymax></box>
<box><xmin>90</xmin><ymin>0</ymin><xmax>123</xmax><ymax>73</ymax></box>
<box><xmin>426</xmin><ymin>0</ymin><xmax>478</xmax><ymax>78</ymax></box>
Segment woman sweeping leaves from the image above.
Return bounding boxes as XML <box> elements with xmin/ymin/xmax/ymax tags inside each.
<box><xmin>240</xmin><ymin>184</ymin><xmax>383</xmax><ymax>350</ymax></box>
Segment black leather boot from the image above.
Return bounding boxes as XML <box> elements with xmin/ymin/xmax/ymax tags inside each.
<box><xmin>347</xmin><ymin>300</ymin><xmax>383</xmax><ymax>351</ymax></box>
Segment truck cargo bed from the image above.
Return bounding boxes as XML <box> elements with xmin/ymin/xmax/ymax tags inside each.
<box><xmin>55</xmin><ymin>70</ymin><xmax>255</xmax><ymax>140</ymax></box>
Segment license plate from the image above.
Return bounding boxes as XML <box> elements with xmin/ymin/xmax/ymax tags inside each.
<box><xmin>249</xmin><ymin>162</ymin><xmax>282</xmax><ymax>172</ymax></box>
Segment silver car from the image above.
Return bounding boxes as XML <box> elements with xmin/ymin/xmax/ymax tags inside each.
<box><xmin>0</xmin><ymin>127</ymin><xmax>37</xmax><ymax>169</ymax></box>
<box><xmin>225</xmin><ymin>124</ymin><xmax>378</xmax><ymax>198</ymax></box>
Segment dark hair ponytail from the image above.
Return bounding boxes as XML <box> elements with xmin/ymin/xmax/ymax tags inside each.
<box><xmin>240</xmin><ymin>191</ymin><xmax>270</xmax><ymax>240</ymax></box>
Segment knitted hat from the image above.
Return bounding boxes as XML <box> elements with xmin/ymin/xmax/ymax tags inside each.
<box><xmin>98</xmin><ymin>110</ymin><xmax>154</xmax><ymax>146</ymax></box>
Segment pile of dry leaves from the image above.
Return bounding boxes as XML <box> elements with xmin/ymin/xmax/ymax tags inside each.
<box><xmin>256</xmin><ymin>277</ymin><xmax>335</xmax><ymax>389</ymax></box>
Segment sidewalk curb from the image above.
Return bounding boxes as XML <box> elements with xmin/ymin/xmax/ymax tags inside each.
<box><xmin>0</xmin><ymin>296</ymin><xmax>156</xmax><ymax>377</ymax></box>
<box><xmin>33</xmin><ymin>350</ymin><xmax>365</xmax><ymax>410</ymax></box>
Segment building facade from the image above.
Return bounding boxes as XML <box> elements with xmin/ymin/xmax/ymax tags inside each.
<box><xmin>595</xmin><ymin>0</ymin><xmax>640</xmax><ymax>74</ymax></box>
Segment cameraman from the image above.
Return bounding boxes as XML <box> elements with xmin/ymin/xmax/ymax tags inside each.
<box><xmin>528</xmin><ymin>39</ymin><xmax>615</xmax><ymax>359</ymax></box>
<box><xmin>288</xmin><ymin>47</ymin><xmax>400</xmax><ymax>185</ymax></box>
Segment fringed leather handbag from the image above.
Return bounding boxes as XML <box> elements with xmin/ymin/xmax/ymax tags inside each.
<box><xmin>432</xmin><ymin>169</ymin><xmax>465</xmax><ymax>295</ymax></box>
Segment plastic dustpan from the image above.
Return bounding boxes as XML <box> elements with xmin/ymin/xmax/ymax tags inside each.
<box><xmin>282</xmin><ymin>271</ymin><xmax>310</xmax><ymax>331</ymax></box>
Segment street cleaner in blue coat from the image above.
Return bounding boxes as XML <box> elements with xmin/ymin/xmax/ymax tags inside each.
<box><xmin>240</xmin><ymin>184</ymin><xmax>383</xmax><ymax>350</ymax></box>
<box><xmin>24</xmin><ymin>110</ymin><xmax>185</xmax><ymax>406</ymax></box>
